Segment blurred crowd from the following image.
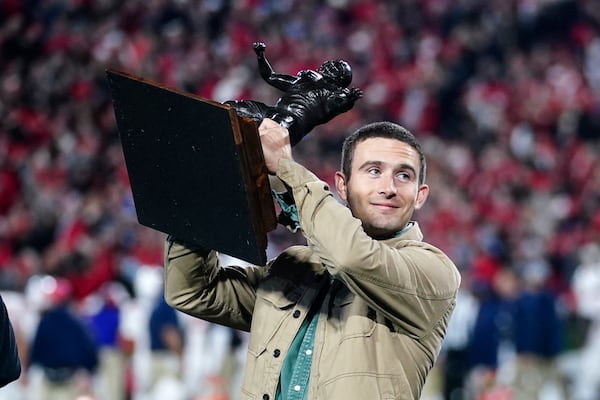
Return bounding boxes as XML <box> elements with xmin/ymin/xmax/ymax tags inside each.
<box><xmin>0</xmin><ymin>0</ymin><xmax>599</xmax><ymax>399</ymax></box>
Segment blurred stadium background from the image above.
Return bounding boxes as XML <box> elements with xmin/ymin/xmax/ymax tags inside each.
<box><xmin>0</xmin><ymin>0</ymin><xmax>599</xmax><ymax>399</ymax></box>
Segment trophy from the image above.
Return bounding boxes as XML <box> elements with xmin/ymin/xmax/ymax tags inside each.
<box><xmin>107</xmin><ymin>42</ymin><xmax>362</xmax><ymax>265</ymax></box>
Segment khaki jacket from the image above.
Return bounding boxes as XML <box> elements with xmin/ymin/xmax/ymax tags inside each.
<box><xmin>164</xmin><ymin>159</ymin><xmax>461</xmax><ymax>400</ymax></box>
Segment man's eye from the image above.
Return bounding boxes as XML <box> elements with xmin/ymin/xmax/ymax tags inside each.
<box><xmin>397</xmin><ymin>172</ymin><xmax>411</xmax><ymax>181</ymax></box>
<box><xmin>368</xmin><ymin>168</ymin><xmax>380</xmax><ymax>176</ymax></box>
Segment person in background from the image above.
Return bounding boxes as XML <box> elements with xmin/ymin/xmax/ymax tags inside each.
<box><xmin>164</xmin><ymin>119</ymin><xmax>460</xmax><ymax>399</ymax></box>
<box><xmin>0</xmin><ymin>292</ymin><xmax>21</xmax><ymax>387</ymax></box>
<box><xmin>439</xmin><ymin>274</ymin><xmax>479</xmax><ymax>400</ymax></box>
<box><xmin>511</xmin><ymin>261</ymin><xmax>568</xmax><ymax>400</ymax></box>
<box><xmin>569</xmin><ymin>243</ymin><xmax>600</xmax><ymax>400</ymax></box>
<box><xmin>148</xmin><ymin>284</ymin><xmax>186</xmax><ymax>398</ymax></box>
<box><xmin>465</xmin><ymin>268</ymin><xmax>519</xmax><ymax>399</ymax></box>
<box><xmin>28</xmin><ymin>276</ymin><xmax>99</xmax><ymax>400</ymax></box>
<box><xmin>83</xmin><ymin>281</ymin><xmax>130</xmax><ymax>400</ymax></box>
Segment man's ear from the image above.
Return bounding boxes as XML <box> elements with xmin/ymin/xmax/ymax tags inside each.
<box><xmin>414</xmin><ymin>184</ymin><xmax>429</xmax><ymax>210</ymax></box>
<box><xmin>334</xmin><ymin>171</ymin><xmax>348</xmax><ymax>202</ymax></box>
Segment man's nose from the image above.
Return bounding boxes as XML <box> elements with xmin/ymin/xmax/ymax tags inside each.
<box><xmin>378</xmin><ymin>175</ymin><xmax>397</xmax><ymax>197</ymax></box>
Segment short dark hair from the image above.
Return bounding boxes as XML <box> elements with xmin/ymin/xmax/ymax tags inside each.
<box><xmin>340</xmin><ymin>122</ymin><xmax>426</xmax><ymax>185</ymax></box>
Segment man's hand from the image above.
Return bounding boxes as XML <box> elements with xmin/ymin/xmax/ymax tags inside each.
<box><xmin>259</xmin><ymin>118</ymin><xmax>292</xmax><ymax>174</ymax></box>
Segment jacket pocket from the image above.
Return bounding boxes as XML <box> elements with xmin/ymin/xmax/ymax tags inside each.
<box><xmin>332</xmin><ymin>288</ymin><xmax>377</xmax><ymax>340</ymax></box>
<box><xmin>247</xmin><ymin>276</ymin><xmax>300</xmax><ymax>356</ymax></box>
<box><xmin>242</xmin><ymin>277</ymin><xmax>301</xmax><ymax>398</ymax></box>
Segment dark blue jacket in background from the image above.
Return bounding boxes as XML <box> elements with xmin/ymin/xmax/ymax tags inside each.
<box><xmin>149</xmin><ymin>295</ymin><xmax>184</xmax><ymax>351</ymax></box>
<box><xmin>513</xmin><ymin>289</ymin><xmax>563</xmax><ymax>358</ymax></box>
<box><xmin>468</xmin><ymin>292</ymin><xmax>514</xmax><ymax>369</ymax></box>
<box><xmin>29</xmin><ymin>305</ymin><xmax>99</xmax><ymax>374</ymax></box>
<box><xmin>0</xmin><ymin>294</ymin><xmax>21</xmax><ymax>387</ymax></box>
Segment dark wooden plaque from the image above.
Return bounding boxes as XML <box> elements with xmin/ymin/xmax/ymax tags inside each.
<box><xmin>106</xmin><ymin>69</ymin><xmax>277</xmax><ymax>265</ymax></box>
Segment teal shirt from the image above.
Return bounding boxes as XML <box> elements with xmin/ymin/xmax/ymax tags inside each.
<box><xmin>276</xmin><ymin>311</ymin><xmax>319</xmax><ymax>400</ymax></box>
<box><xmin>273</xmin><ymin>188</ymin><xmax>317</xmax><ymax>399</ymax></box>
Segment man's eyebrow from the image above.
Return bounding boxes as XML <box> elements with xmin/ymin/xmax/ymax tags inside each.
<box><xmin>397</xmin><ymin>163</ymin><xmax>418</xmax><ymax>176</ymax></box>
<box><xmin>358</xmin><ymin>160</ymin><xmax>417</xmax><ymax>175</ymax></box>
<box><xmin>357</xmin><ymin>160</ymin><xmax>383</xmax><ymax>170</ymax></box>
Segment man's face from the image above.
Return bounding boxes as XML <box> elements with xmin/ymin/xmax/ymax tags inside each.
<box><xmin>335</xmin><ymin>137</ymin><xmax>429</xmax><ymax>239</ymax></box>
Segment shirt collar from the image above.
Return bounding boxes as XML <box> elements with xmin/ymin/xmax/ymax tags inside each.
<box><xmin>394</xmin><ymin>221</ymin><xmax>415</xmax><ymax>238</ymax></box>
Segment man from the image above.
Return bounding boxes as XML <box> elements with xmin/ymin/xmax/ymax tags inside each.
<box><xmin>0</xmin><ymin>293</ymin><xmax>21</xmax><ymax>388</ymax></box>
<box><xmin>164</xmin><ymin>119</ymin><xmax>460</xmax><ymax>399</ymax></box>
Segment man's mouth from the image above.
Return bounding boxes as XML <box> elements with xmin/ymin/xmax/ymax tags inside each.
<box><xmin>371</xmin><ymin>202</ymin><xmax>398</xmax><ymax>210</ymax></box>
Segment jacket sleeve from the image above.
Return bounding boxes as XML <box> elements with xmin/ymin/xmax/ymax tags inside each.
<box><xmin>0</xmin><ymin>294</ymin><xmax>21</xmax><ymax>387</ymax></box>
<box><xmin>163</xmin><ymin>238</ymin><xmax>269</xmax><ymax>332</ymax></box>
<box><xmin>276</xmin><ymin>159</ymin><xmax>461</xmax><ymax>338</ymax></box>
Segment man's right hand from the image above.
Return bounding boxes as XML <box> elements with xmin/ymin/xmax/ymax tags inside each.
<box><xmin>259</xmin><ymin>118</ymin><xmax>292</xmax><ymax>174</ymax></box>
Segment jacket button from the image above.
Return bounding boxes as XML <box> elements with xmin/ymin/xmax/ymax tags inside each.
<box><xmin>293</xmin><ymin>310</ymin><xmax>301</xmax><ymax>318</ymax></box>
<box><xmin>273</xmin><ymin>349</ymin><xmax>281</xmax><ymax>358</ymax></box>
<box><xmin>263</xmin><ymin>395</ymin><xmax>269</xmax><ymax>400</ymax></box>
